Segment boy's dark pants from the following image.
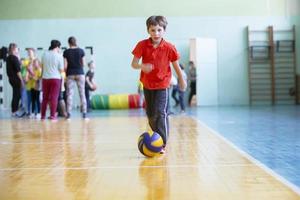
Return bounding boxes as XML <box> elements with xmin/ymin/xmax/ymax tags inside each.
<box><xmin>143</xmin><ymin>88</ymin><xmax>169</xmax><ymax>145</ymax></box>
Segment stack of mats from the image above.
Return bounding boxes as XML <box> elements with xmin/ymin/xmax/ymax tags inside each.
<box><xmin>91</xmin><ymin>94</ymin><xmax>144</xmax><ymax>109</ymax></box>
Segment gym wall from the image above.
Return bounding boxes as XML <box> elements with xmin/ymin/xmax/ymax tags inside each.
<box><xmin>0</xmin><ymin>0</ymin><xmax>299</xmax><ymax>107</ymax></box>
<box><xmin>0</xmin><ymin>0</ymin><xmax>299</xmax><ymax>19</ymax></box>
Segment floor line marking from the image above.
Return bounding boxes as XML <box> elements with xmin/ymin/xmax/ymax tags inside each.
<box><xmin>0</xmin><ymin>163</ymin><xmax>255</xmax><ymax>171</ymax></box>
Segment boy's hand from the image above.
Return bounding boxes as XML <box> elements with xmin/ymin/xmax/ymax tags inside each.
<box><xmin>141</xmin><ymin>63</ymin><xmax>153</xmax><ymax>73</ymax></box>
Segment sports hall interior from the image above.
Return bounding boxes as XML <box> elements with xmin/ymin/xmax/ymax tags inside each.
<box><xmin>0</xmin><ymin>0</ymin><xmax>300</xmax><ymax>199</ymax></box>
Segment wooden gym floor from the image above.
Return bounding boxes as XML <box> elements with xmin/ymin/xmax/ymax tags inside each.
<box><xmin>0</xmin><ymin>110</ymin><xmax>299</xmax><ymax>200</ymax></box>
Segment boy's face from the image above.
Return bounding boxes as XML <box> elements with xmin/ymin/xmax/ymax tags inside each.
<box><xmin>147</xmin><ymin>25</ymin><xmax>165</xmax><ymax>44</ymax></box>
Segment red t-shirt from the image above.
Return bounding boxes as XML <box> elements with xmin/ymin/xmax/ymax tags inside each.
<box><xmin>132</xmin><ymin>38</ymin><xmax>180</xmax><ymax>89</ymax></box>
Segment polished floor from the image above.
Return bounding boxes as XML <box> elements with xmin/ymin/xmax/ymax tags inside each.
<box><xmin>189</xmin><ymin>105</ymin><xmax>300</xmax><ymax>189</ymax></box>
<box><xmin>0</xmin><ymin>108</ymin><xmax>299</xmax><ymax>200</ymax></box>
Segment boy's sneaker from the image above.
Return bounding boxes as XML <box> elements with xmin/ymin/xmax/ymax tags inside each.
<box><xmin>160</xmin><ymin>147</ymin><xmax>166</xmax><ymax>154</ymax></box>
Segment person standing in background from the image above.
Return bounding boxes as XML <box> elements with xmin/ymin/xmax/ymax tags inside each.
<box><xmin>188</xmin><ymin>61</ymin><xmax>196</xmax><ymax>106</ymax></box>
<box><xmin>137</xmin><ymin>81</ymin><xmax>144</xmax><ymax>108</ymax></box>
<box><xmin>178</xmin><ymin>63</ymin><xmax>187</xmax><ymax>113</ymax></box>
<box><xmin>41</xmin><ymin>40</ymin><xmax>64</xmax><ymax>121</ymax></box>
<box><xmin>64</xmin><ymin>36</ymin><xmax>87</xmax><ymax>119</ymax></box>
<box><xmin>24</xmin><ymin>48</ymin><xmax>41</xmax><ymax>118</ymax></box>
<box><xmin>6</xmin><ymin>43</ymin><xmax>23</xmax><ymax>117</ymax></box>
<box><xmin>28</xmin><ymin>48</ymin><xmax>42</xmax><ymax>118</ymax></box>
<box><xmin>57</xmin><ymin>71</ymin><xmax>67</xmax><ymax>118</ymax></box>
<box><xmin>170</xmin><ymin>74</ymin><xmax>179</xmax><ymax>107</ymax></box>
<box><xmin>85</xmin><ymin>60</ymin><xmax>96</xmax><ymax>112</ymax></box>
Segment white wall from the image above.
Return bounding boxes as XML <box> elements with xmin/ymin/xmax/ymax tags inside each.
<box><xmin>190</xmin><ymin>38</ymin><xmax>218</xmax><ymax>106</ymax></box>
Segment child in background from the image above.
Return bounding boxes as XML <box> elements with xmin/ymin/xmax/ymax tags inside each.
<box><xmin>85</xmin><ymin>60</ymin><xmax>96</xmax><ymax>112</ymax></box>
<box><xmin>19</xmin><ymin>58</ymin><xmax>29</xmax><ymax>117</ymax></box>
<box><xmin>170</xmin><ymin>74</ymin><xmax>179</xmax><ymax>107</ymax></box>
<box><xmin>137</xmin><ymin>81</ymin><xmax>144</xmax><ymax>108</ymax></box>
<box><xmin>177</xmin><ymin>63</ymin><xmax>187</xmax><ymax>113</ymax></box>
<box><xmin>169</xmin><ymin>74</ymin><xmax>178</xmax><ymax>115</ymax></box>
<box><xmin>27</xmin><ymin>48</ymin><xmax>42</xmax><ymax>118</ymax></box>
<box><xmin>131</xmin><ymin>15</ymin><xmax>186</xmax><ymax>153</ymax></box>
<box><xmin>24</xmin><ymin>51</ymin><xmax>35</xmax><ymax>118</ymax></box>
<box><xmin>188</xmin><ymin>61</ymin><xmax>196</xmax><ymax>106</ymax></box>
<box><xmin>57</xmin><ymin>72</ymin><xmax>67</xmax><ymax>117</ymax></box>
<box><xmin>170</xmin><ymin>64</ymin><xmax>187</xmax><ymax>113</ymax></box>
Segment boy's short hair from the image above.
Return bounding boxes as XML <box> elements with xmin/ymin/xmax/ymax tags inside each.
<box><xmin>146</xmin><ymin>16</ymin><xmax>168</xmax><ymax>30</ymax></box>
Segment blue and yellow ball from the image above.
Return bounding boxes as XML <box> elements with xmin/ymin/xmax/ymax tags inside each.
<box><xmin>138</xmin><ymin>130</ymin><xmax>164</xmax><ymax>157</ymax></box>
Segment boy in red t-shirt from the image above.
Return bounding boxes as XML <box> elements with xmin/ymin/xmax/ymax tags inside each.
<box><xmin>131</xmin><ymin>15</ymin><xmax>187</xmax><ymax>153</ymax></box>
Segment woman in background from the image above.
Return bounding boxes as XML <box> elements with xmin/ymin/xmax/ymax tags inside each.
<box><xmin>64</xmin><ymin>36</ymin><xmax>87</xmax><ymax>119</ymax></box>
<box><xmin>6</xmin><ymin>43</ymin><xmax>23</xmax><ymax>117</ymax></box>
<box><xmin>41</xmin><ymin>40</ymin><xmax>64</xmax><ymax>121</ymax></box>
